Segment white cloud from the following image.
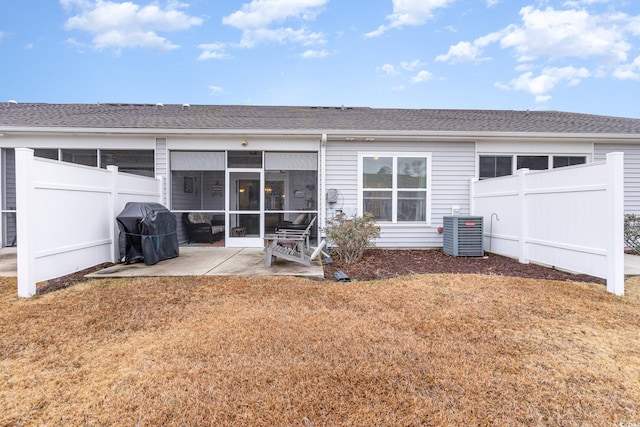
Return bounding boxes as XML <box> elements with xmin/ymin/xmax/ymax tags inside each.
<box><xmin>499</xmin><ymin>6</ymin><xmax>631</xmax><ymax>63</ymax></box>
<box><xmin>366</xmin><ymin>0</ymin><xmax>456</xmax><ymax>38</ymax></box>
<box><xmin>238</xmin><ymin>27</ymin><xmax>325</xmax><ymax>48</ymax></box>
<box><xmin>209</xmin><ymin>86</ymin><xmax>224</xmax><ymax>95</ymax></box>
<box><xmin>438</xmin><ymin>4</ymin><xmax>639</xmax><ymax>101</ymax></box>
<box><xmin>222</xmin><ymin>0</ymin><xmax>327</xmax><ymax>47</ymax></box>
<box><xmin>486</xmin><ymin>0</ymin><xmax>499</xmax><ymax>8</ymax></box>
<box><xmin>62</xmin><ymin>0</ymin><xmax>202</xmax><ymax>52</ymax></box>
<box><xmin>436</xmin><ymin>41</ymin><xmax>484</xmax><ymax>63</ymax></box>
<box><xmin>563</xmin><ymin>0</ymin><xmax>610</xmax><ymax>7</ymax></box>
<box><xmin>412</xmin><ymin>70</ymin><xmax>434</xmax><ymax>83</ymax></box>
<box><xmin>300</xmin><ymin>49</ymin><xmax>330</xmax><ymax>58</ymax></box>
<box><xmin>436</xmin><ymin>30</ymin><xmax>503</xmax><ymax>63</ymax></box>
<box><xmin>400</xmin><ymin>60</ymin><xmax>423</xmax><ymax>71</ymax></box>
<box><xmin>223</xmin><ymin>0</ymin><xmax>326</xmax><ymax>29</ymax></box>
<box><xmin>496</xmin><ymin>66</ymin><xmax>590</xmax><ymax>101</ymax></box>
<box><xmin>379</xmin><ymin>63</ymin><xmax>400</xmax><ymax>76</ymax></box>
<box><xmin>613</xmin><ymin>56</ymin><xmax>640</xmax><ymax>80</ymax></box>
<box><xmin>438</xmin><ymin>6</ymin><xmax>637</xmax><ymax>66</ymax></box>
<box><xmin>198</xmin><ymin>43</ymin><xmax>229</xmax><ymax>60</ymax></box>
<box><xmin>60</xmin><ymin>0</ymin><xmax>92</xmax><ymax>10</ymax></box>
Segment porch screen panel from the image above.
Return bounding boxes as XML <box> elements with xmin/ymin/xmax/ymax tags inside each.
<box><xmin>34</xmin><ymin>149</ymin><xmax>58</xmax><ymax>160</ymax></box>
<box><xmin>264</xmin><ymin>152</ymin><xmax>318</xmax><ymax>232</ymax></box>
<box><xmin>171</xmin><ymin>151</ymin><xmax>225</xmax><ymax>171</ymax></box>
<box><xmin>265</xmin><ymin>152</ymin><xmax>317</xmax><ymax>170</ymax></box>
<box><xmin>61</xmin><ymin>149</ymin><xmax>97</xmax><ymax>167</ymax></box>
<box><xmin>101</xmin><ymin>150</ymin><xmax>154</xmax><ymax>177</ymax></box>
<box><xmin>171</xmin><ymin>151</ymin><xmax>225</xmax><ymax>211</ymax></box>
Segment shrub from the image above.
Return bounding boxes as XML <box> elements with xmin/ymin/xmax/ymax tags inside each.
<box><xmin>323</xmin><ymin>212</ymin><xmax>380</xmax><ymax>265</ymax></box>
<box><xmin>624</xmin><ymin>213</ymin><xmax>640</xmax><ymax>254</ymax></box>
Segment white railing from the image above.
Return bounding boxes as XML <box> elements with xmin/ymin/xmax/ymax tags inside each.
<box><xmin>15</xmin><ymin>148</ymin><xmax>163</xmax><ymax>297</ymax></box>
<box><xmin>471</xmin><ymin>152</ymin><xmax>624</xmax><ymax>295</ymax></box>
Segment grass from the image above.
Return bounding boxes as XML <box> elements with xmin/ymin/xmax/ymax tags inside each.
<box><xmin>1</xmin><ymin>274</ymin><xmax>639</xmax><ymax>426</ymax></box>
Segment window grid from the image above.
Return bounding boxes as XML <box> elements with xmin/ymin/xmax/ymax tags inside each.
<box><xmin>360</xmin><ymin>153</ymin><xmax>430</xmax><ymax>224</ymax></box>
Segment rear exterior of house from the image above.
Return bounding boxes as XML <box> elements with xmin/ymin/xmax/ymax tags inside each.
<box><xmin>1</xmin><ymin>103</ymin><xmax>640</xmax><ymax>250</ymax></box>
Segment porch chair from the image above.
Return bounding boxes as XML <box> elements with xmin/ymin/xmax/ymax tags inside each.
<box><xmin>274</xmin><ymin>215</ymin><xmax>316</xmax><ymax>251</ymax></box>
<box><xmin>264</xmin><ymin>217</ymin><xmax>320</xmax><ymax>267</ymax></box>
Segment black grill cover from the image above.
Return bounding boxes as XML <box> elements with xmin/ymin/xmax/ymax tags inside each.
<box><xmin>116</xmin><ymin>202</ymin><xmax>179</xmax><ymax>265</ymax></box>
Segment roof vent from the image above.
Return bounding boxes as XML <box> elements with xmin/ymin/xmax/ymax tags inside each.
<box><xmin>7</xmin><ymin>100</ymin><xmax>17</xmax><ymax>105</ymax></box>
<box><xmin>155</xmin><ymin>103</ymin><xmax>164</xmax><ymax>108</ymax></box>
<box><xmin>182</xmin><ymin>103</ymin><xmax>190</xmax><ymax>110</ymax></box>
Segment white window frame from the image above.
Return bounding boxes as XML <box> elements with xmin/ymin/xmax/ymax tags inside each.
<box><xmin>357</xmin><ymin>152</ymin><xmax>432</xmax><ymax>225</ymax></box>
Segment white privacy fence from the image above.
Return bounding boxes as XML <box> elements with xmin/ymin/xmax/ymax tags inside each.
<box><xmin>471</xmin><ymin>152</ymin><xmax>624</xmax><ymax>296</ymax></box>
<box><xmin>15</xmin><ymin>148</ymin><xmax>163</xmax><ymax>297</ymax></box>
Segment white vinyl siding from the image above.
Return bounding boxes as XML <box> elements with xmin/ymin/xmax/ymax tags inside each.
<box><xmin>325</xmin><ymin>140</ymin><xmax>475</xmax><ymax>248</ymax></box>
<box><xmin>2</xmin><ymin>149</ymin><xmax>16</xmax><ymax>246</ymax></box>
<box><xmin>594</xmin><ymin>143</ymin><xmax>640</xmax><ymax>215</ymax></box>
<box><xmin>155</xmin><ymin>138</ymin><xmax>168</xmax><ymax>203</ymax></box>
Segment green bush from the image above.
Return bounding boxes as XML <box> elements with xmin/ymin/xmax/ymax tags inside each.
<box><xmin>624</xmin><ymin>214</ymin><xmax>640</xmax><ymax>254</ymax></box>
<box><xmin>323</xmin><ymin>212</ymin><xmax>380</xmax><ymax>265</ymax></box>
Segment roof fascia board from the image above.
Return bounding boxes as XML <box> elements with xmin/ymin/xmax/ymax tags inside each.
<box><xmin>1</xmin><ymin>126</ymin><xmax>639</xmax><ymax>143</ymax></box>
<box><xmin>0</xmin><ymin>126</ymin><xmax>324</xmax><ymax>138</ymax></box>
<box><xmin>327</xmin><ymin>130</ymin><xmax>640</xmax><ymax>142</ymax></box>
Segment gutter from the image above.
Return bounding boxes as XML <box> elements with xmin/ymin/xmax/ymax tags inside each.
<box><xmin>1</xmin><ymin>126</ymin><xmax>639</xmax><ymax>141</ymax></box>
<box><xmin>0</xmin><ymin>126</ymin><xmax>327</xmax><ymax>138</ymax></box>
<box><xmin>320</xmin><ymin>133</ymin><xmax>327</xmax><ymax>233</ymax></box>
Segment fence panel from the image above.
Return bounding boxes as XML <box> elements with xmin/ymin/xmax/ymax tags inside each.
<box><xmin>16</xmin><ymin>149</ymin><xmax>162</xmax><ymax>297</ymax></box>
<box><xmin>471</xmin><ymin>152</ymin><xmax>624</xmax><ymax>295</ymax></box>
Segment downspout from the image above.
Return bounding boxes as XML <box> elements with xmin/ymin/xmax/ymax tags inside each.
<box><xmin>320</xmin><ymin>133</ymin><xmax>327</xmax><ymax>234</ymax></box>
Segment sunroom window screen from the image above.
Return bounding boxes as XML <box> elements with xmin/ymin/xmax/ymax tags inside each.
<box><xmin>265</xmin><ymin>152</ymin><xmax>317</xmax><ymax>170</ymax></box>
<box><xmin>170</xmin><ymin>151</ymin><xmax>225</xmax><ymax>211</ymax></box>
<box><xmin>171</xmin><ymin>151</ymin><xmax>225</xmax><ymax>171</ymax></box>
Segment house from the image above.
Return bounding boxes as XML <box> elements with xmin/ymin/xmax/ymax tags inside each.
<box><xmin>1</xmin><ymin>102</ymin><xmax>640</xmax><ymax>250</ymax></box>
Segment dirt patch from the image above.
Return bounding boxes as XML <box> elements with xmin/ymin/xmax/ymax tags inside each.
<box><xmin>36</xmin><ymin>263</ymin><xmax>114</xmax><ymax>295</ymax></box>
<box><xmin>323</xmin><ymin>249</ymin><xmax>605</xmax><ymax>284</ymax></box>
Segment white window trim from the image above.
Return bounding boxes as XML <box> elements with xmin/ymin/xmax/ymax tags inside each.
<box><xmin>357</xmin><ymin>152</ymin><xmax>432</xmax><ymax>225</ymax></box>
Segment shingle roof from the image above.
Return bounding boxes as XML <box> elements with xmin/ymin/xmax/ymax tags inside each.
<box><xmin>1</xmin><ymin>102</ymin><xmax>640</xmax><ymax>134</ymax></box>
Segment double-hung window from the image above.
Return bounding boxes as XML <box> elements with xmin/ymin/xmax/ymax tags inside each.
<box><xmin>359</xmin><ymin>153</ymin><xmax>431</xmax><ymax>223</ymax></box>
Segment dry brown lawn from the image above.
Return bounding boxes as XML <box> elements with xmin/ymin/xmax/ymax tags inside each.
<box><xmin>1</xmin><ymin>274</ymin><xmax>639</xmax><ymax>426</ymax></box>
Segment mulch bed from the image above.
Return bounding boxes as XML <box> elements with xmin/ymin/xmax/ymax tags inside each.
<box><xmin>36</xmin><ymin>249</ymin><xmax>605</xmax><ymax>296</ymax></box>
<box><xmin>36</xmin><ymin>263</ymin><xmax>114</xmax><ymax>295</ymax></box>
<box><xmin>322</xmin><ymin>249</ymin><xmax>606</xmax><ymax>284</ymax></box>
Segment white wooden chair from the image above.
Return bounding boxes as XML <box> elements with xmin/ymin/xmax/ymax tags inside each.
<box><xmin>264</xmin><ymin>216</ymin><xmax>324</xmax><ymax>267</ymax></box>
<box><xmin>274</xmin><ymin>216</ymin><xmax>316</xmax><ymax>251</ymax></box>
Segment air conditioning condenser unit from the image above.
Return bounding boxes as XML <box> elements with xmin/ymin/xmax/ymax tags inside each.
<box><xmin>442</xmin><ymin>216</ymin><xmax>484</xmax><ymax>257</ymax></box>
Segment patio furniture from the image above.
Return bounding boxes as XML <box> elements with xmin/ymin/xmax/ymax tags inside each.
<box><xmin>264</xmin><ymin>234</ymin><xmax>326</xmax><ymax>267</ymax></box>
<box><xmin>183</xmin><ymin>212</ymin><xmax>225</xmax><ymax>243</ymax></box>
<box><xmin>276</xmin><ymin>212</ymin><xmax>315</xmax><ymax>233</ymax></box>
<box><xmin>274</xmin><ymin>216</ymin><xmax>316</xmax><ymax>251</ymax></box>
<box><xmin>231</xmin><ymin>226</ymin><xmax>246</xmax><ymax>237</ymax></box>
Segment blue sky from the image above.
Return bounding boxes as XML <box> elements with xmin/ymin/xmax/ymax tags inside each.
<box><xmin>1</xmin><ymin>0</ymin><xmax>639</xmax><ymax>117</ymax></box>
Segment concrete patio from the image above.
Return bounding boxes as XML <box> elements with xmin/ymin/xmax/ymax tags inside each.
<box><xmin>86</xmin><ymin>247</ymin><xmax>324</xmax><ymax>279</ymax></box>
<box><xmin>0</xmin><ymin>246</ymin><xmax>324</xmax><ymax>280</ymax></box>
